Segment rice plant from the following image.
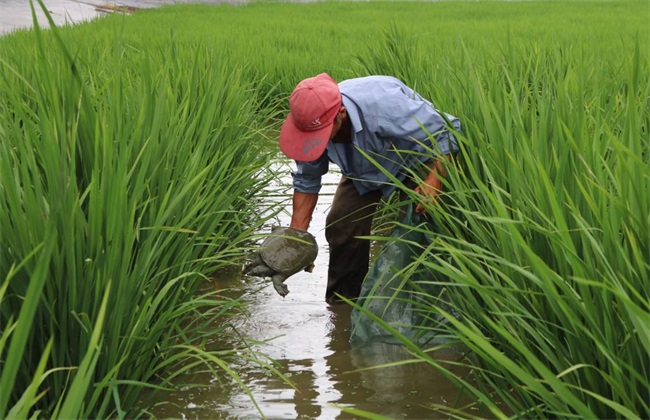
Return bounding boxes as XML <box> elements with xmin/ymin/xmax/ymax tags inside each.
<box><xmin>0</xmin><ymin>1</ymin><xmax>284</xmax><ymax>417</ymax></box>
<box><xmin>1</xmin><ymin>0</ymin><xmax>647</xmax><ymax>418</ymax></box>
<box><xmin>352</xmin><ymin>24</ymin><xmax>649</xmax><ymax>419</ymax></box>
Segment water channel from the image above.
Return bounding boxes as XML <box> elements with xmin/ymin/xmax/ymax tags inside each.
<box><xmin>149</xmin><ymin>161</ymin><xmax>476</xmax><ymax>419</ymax></box>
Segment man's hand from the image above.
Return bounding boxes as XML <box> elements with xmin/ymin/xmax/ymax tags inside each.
<box><xmin>414</xmin><ymin>156</ymin><xmax>451</xmax><ymax>214</ymax></box>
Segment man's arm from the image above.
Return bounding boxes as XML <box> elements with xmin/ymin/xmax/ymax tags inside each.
<box><xmin>290</xmin><ymin>191</ymin><xmax>319</xmax><ymax>230</ymax></box>
<box><xmin>414</xmin><ymin>154</ymin><xmax>454</xmax><ymax>214</ymax></box>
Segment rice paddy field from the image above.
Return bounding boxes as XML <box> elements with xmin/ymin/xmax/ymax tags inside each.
<box><xmin>0</xmin><ymin>0</ymin><xmax>648</xmax><ymax>418</ymax></box>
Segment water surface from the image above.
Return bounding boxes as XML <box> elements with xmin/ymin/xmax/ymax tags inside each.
<box><xmin>151</xmin><ymin>162</ymin><xmax>476</xmax><ymax>419</ymax></box>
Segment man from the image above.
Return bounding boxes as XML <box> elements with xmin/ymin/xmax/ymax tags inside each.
<box><xmin>279</xmin><ymin>73</ymin><xmax>461</xmax><ymax>303</ymax></box>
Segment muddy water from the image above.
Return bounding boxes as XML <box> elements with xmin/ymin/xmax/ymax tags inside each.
<box><xmin>151</xmin><ymin>161</ymin><xmax>476</xmax><ymax>419</ymax></box>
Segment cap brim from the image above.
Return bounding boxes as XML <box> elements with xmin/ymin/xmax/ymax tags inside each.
<box><xmin>279</xmin><ymin>113</ymin><xmax>333</xmax><ymax>162</ymax></box>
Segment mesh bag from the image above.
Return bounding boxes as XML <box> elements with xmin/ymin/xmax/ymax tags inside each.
<box><xmin>350</xmin><ymin>203</ymin><xmax>455</xmax><ymax>346</ymax></box>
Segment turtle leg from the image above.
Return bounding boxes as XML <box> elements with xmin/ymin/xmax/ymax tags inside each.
<box><xmin>271</xmin><ymin>273</ymin><xmax>290</xmax><ymax>297</ymax></box>
<box><xmin>244</xmin><ymin>253</ymin><xmax>275</xmax><ymax>277</ymax></box>
<box><xmin>242</xmin><ymin>252</ymin><xmax>262</xmax><ymax>274</ymax></box>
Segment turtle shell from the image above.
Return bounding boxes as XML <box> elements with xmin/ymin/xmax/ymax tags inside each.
<box><xmin>259</xmin><ymin>226</ymin><xmax>318</xmax><ymax>275</ymax></box>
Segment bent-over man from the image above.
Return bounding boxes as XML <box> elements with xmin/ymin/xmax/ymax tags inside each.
<box><xmin>278</xmin><ymin>73</ymin><xmax>461</xmax><ymax>303</ymax></box>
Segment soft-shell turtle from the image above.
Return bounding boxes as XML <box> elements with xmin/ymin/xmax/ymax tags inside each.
<box><xmin>244</xmin><ymin>226</ymin><xmax>318</xmax><ymax>297</ymax></box>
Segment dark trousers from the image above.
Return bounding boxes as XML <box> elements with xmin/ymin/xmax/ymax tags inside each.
<box><xmin>325</xmin><ymin>176</ymin><xmax>383</xmax><ymax>302</ymax></box>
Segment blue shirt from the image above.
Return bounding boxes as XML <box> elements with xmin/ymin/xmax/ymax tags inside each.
<box><xmin>291</xmin><ymin>75</ymin><xmax>461</xmax><ymax>196</ymax></box>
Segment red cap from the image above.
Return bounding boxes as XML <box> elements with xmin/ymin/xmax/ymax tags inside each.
<box><xmin>279</xmin><ymin>73</ymin><xmax>341</xmax><ymax>162</ymax></box>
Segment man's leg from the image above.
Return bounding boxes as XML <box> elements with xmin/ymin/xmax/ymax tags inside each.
<box><xmin>325</xmin><ymin>176</ymin><xmax>382</xmax><ymax>303</ymax></box>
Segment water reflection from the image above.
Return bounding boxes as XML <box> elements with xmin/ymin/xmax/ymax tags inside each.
<box><xmin>152</xmin><ymin>288</ymin><xmax>474</xmax><ymax>419</ymax></box>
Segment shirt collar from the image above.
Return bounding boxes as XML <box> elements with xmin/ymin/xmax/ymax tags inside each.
<box><xmin>341</xmin><ymin>93</ymin><xmax>363</xmax><ymax>135</ymax></box>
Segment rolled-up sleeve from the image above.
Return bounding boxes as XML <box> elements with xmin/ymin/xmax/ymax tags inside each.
<box><xmin>292</xmin><ymin>155</ymin><xmax>329</xmax><ymax>194</ymax></box>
